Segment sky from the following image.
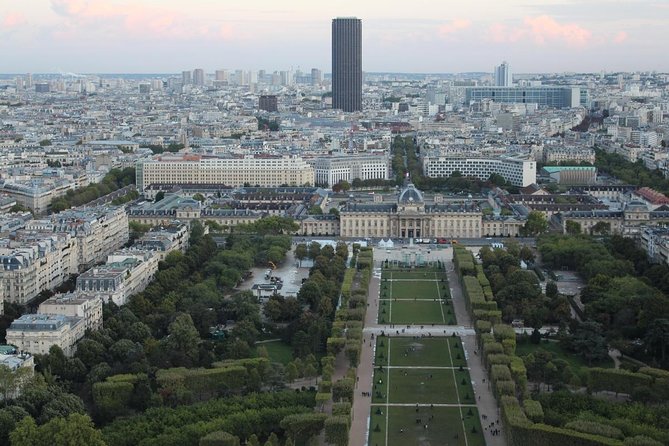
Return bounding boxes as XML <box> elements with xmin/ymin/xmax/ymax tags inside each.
<box><xmin>1</xmin><ymin>0</ymin><xmax>667</xmax><ymax>74</ymax></box>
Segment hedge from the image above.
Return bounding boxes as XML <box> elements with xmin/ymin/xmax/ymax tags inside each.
<box><xmin>483</xmin><ymin>342</ymin><xmax>504</xmax><ymax>356</ymax></box>
<box><xmin>199</xmin><ymin>431</ymin><xmax>240</xmax><ymax>446</ymax></box>
<box><xmin>332</xmin><ymin>402</ymin><xmax>351</xmax><ymax>417</ymax></box>
<box><xmin>495</xmin><ymin>380</ymin><xmax>516</xmax><ymax>397</ymax></box>
<box><xmin>587</xmin><ymin>368</ymin><xmax>653</xmax><ymax>395</ymax></box>
<box><xmin>502</xmin><ymin>338</ymin><xmax>517</xmax><ymax>356</ymax></box>
<box><xmin>565</xmin><ymin>420</ymin><xmax>624</xmax><ymax>440</ymax></box>
<box><xmin>475</xmin><ymin>320</ymin><xmax>492</xmax><ymax>334</ymax></box>
<box><xmin>332</xmin><ymin>378</ymin><xmax>354</xmax><ymax>402</ymax></box>
<box><xmin>510</xmin><ymin>423</ymin><xmax>624</xmax><ymax>446</ymax></box>
<box><xmin>493</xmin><ymin>324</ymin><xmax>516</xmax><ymax>341</ymax></box>
<box><xmin>487</xmin><ymin>354</ymin><xmax>512</xmax><ymax>367</ymax></box>
<box><xmin>623</xmin><ymin>436</ymin><xmax>663</xmax><ymax>446</ymax></box>
<box><xmin>523</xmin><ymin>399</ymin><xmax>544</xmax><ymax>423</ymax></box>
<box><xmin>491</xmin><ymin>364</ymin><xmax>512</xmax><ymax>383</ymax></box>
<box><xmin>324</xmin><ymin>415</ymin><xmax>350</xmax><ymax>446</ymax></box>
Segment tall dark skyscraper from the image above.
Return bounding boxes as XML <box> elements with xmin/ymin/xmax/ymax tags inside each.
<box><xmin>332</xmin><ymin>17</ymin><xmax>362</xmax><ymax>112</ymax></box>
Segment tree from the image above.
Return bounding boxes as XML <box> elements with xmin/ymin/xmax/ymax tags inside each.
<box><xmin>0</xmin><ymin>406</ymin><xmax>29</xmax><ymax>445</ymax></box>
<box><xmin>545</xmin><ymin>281</ymin><xmax>559</xmax><ymax>299</ymax></box>
<box><xmin>565</xmin><ymin>220</ymin><xmax>581</xmax><ymax>235</ymax></box>
<box><xmin>294</xmin><ymin>244</ymin><xmax>308</xmax><ymax>267</ymax></box>
<box><xmin>10</xmin><ymin>414</ymin><xmax>105</xmax><ymax>446</ymax></box>
<box><xmin>279</xmin><ymin>414</ymin><xmax>327</xmax><ymax>445</ymax></box>
<box><xmin>522</xmin><ymin>211</ymin><xmax>548</xmax><ymax>236</ymax></box>
<box><xmin>644</xmin><ymin>318</ymin><xmax>669</xmax><ymax>364</ymax></box>
<box><xmin>155</xmin><ymin>191</ymin><xmax>165</xmax><ymax>202</ymax></box>
<box><xmin>199</xmin><ymin>431</ymin><xmax>240</xmax><ymax>446</ymax></box>
<box><xmin>38</xmin><ymin>393</ymin><xmax>85</xmax><ymax>423</ymax></box>
<box><xmin>193</xmin><ymin>193</ymin><xmax>206</xmax><ymax>202</ymax></box>
<box><xmin>591</xmin><ymin>221</ymin><xmax>611</xmax><ymax>235</ymax></box>
<box><xmin>163</xmin><ymin>313</ymin><xmax>201</xmax><ymax>366</ymax></box>
<box><xmin>0</xmin><ymin>365</ymin><xmax>31</xmax><ymax>402</ymax></box>
<box><xmin>565</xmin><ymin>321</ymin><xmax>609</xmax><ymax>365</ymax></box>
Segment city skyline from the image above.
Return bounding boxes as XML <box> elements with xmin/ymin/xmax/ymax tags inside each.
<box><xmin>0</xmin><ymin>0</ymin><xmax>668</xmax><ymax>73</ymax></box>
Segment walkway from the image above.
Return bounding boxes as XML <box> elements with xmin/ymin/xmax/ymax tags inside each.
<box><xmin>349</xmin><ymin>260</ymin><xmax>508</xmax><ymax>446</ymax></box>
<box><xmin>446</xmin><ymin>264</ymin><xmax>507</xmax><ymax>446</ymax></box>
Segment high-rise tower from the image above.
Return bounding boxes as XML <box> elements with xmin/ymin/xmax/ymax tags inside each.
<box><xmin>332</xmin><ymin>17</ymin><xmax>362</xmax><ymax>112</ymax></box>
<box><xmin>494</xmin><ymin>61</ymin><xmax>512</xmax><ymax>87</ymax></box>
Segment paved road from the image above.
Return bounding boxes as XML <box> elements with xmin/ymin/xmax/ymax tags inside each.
<box><xmin>349</xmin><ymin>256</ymin><xmax>509</xmax><ymax>446</ymax></box>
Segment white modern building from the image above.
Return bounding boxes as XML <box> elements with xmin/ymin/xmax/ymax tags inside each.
<box><xmin>310</xmin><ymin>154</ymin><xmax>390</xmax><ymax>187</ymax></box>
<box><xmin>494</xmin><ymin>61</ymin><xmax>512</xmax><ymax>87</ymax></box>
<box><xmin>422</xmin><ymin>155</ymin><xmax>536</xmax><ymax>187</ymax></box>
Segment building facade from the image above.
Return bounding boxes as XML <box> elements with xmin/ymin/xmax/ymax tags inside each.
<box><xmin>38</xmin><ymin>292</ymin><xmax>103</xmax><ymax>332</ymax></box>
<box><xmin>494</xmin><ymin>61</ymin><xmax>512</xmax><ymax>87</ymax></box>
<box><xmin>332</xmin><ymin>17</ymin><xmax>362</xmax><ymax>112</ymax></box>
<box><xmin>340</xmin><ymin>184</ymin><xmax>521</xmax><ymax>239</ymax></box>
<box><xmin>6</xmin><ymin>314</ymin><xmax>85</xmax><ymax>357</ymax></box>
<box><xmin>136</xmin><ymin>154</ymin><xmax>315</xmax><ymax>191</ymax></box>
<box><xmin>259</xmin><ymin>95</ymin><xmax>278</xmax><ymax>112</ymax></box>
<box><xmin>0</xmin><ymin>233</ymin><xmax>78</xmax><ymax>305</ymax></box>
<box><xmin>422</xmin><ymin>156</ymin><xmax>536</xmax><ymax>187</ymax></box>
<box><xmin>465</xmin><ymin>86</ymin><xmax>584</xmax><ymax>108</ymax></box>
<box><xmin>311</xmin><ymin>154</ymin><xmax>389</xmax><ymax>187</ymax></box>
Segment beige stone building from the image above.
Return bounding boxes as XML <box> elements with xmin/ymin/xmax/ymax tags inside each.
<box><xmin>560</xmin><ymin>201</ymin><xmax>669</xmax><ymax>235</ymax></box>
<box><xmin>38</xmin><ymin>292</ymin><xmax>103</xmax><ymax>332</ymax></box>
<box><xmin>6</xmin><ymin>314</ymin><xmax>85</xmax><ymax>357</ymax></box>
<box><xmin>0</xmin><ymin>233</ymin><xmax>78</xmax><ymax>305</ymax></box>
<box><xmin>136</xmin><ymin>154</ymin><xmax>315</xmax><ymax>191</ymax></box>
<box><xmin>25</xmin><ymin>206</ymin><xmax>129</xmax><ymax>270</ymax></box>
<box><xmin>340</xmin><ymin>184</ymin><xmax>521</xmax><ymax>239</ymax></box>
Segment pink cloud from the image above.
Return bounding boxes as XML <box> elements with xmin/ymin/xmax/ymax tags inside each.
<box><xmin>613</xmin><ymin>31</ymin><xmax>628</xmax><ymax>44</ymax></box>
<box><xmin>487</xmin><ymin>15</ymin><xmax>592</xmax><ymax>47</ymax></box>
<box><xmin>524</xmin><ymin>15</ymin><xmax>591</xmax><ymax>46</ymax></box>
<box><xmin>50</xmin><ymin>0</ymin><xmax>238</xmax><ymax>41</ymax></box>
<box><xmin>438</xmin><ymin>19</ymin><xmax>471</xmax><ymax>37</ymax></box>
<box><xmin>2</xmin><ymin>12</ymin><xmax>27</xmax><ymax>28</ymax></box>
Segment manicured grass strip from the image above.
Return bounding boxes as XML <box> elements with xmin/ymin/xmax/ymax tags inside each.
<box><xmin>368</xmin><ymin>406</ymin><xmax>485</xmax><ymax>446</ymax></box>
<box><xmin>380</xmin><ymin>301</ymin><xmax>454</xmax><ymax>325</ymax></box>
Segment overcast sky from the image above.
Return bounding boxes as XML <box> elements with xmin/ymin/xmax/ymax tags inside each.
<box><xmin>1</xmin><ymin>0</ymin><xmax>667</xmax><ymax>74</ymax></box>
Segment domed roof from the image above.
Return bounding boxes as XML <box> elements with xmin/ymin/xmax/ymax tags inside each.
<box><xmin>398</xmin><ymin>183</ymin><xmax>424</xmax><ymax>204</ymax></box>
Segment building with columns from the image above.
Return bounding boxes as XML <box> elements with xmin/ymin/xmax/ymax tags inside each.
<box><xmin>340</xmin><ymin>183</ymin><xmax>521</xmax><ymax>239</ymax></box>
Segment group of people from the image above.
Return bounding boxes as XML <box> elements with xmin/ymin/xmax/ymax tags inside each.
<box><xmin>482</xmin><ymin>415</ymin><xmax>502</xmax><ymax>437</ymax></box>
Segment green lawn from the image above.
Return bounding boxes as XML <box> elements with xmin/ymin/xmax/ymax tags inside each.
<box><xmin>369</xmin><ymin>405</ymin><xmax>484</xmax><ymax>446</ymax></box>
<box><xmin>369</xmin><ymin>336</ymin><xmax>483</xmax><ymax>446</ymax></box>
<box><xmin>385</xmin><ymin>280</ymin><xmax>444</xmax><ymax>300</ymax></box>
<box><xmin>386</xmin><ymin>338</ymin><xmax>453</xmax><ymax>367</ymax></box>
<box><xmin>516</xmin><ymin>340</ymin><xmax>614</xmax><ymax>372</ymax></box>
<box><xmin>378</xmin><ymin>300</ymin><xmax>455</xmax><ymax>325</ymax></box>
<box><xmin>254</xmin><ymin>340</ymin><xmax>293</xmax><ymax>365</ymax></box>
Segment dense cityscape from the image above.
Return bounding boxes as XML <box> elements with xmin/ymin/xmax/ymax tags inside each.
<box><xmin>1</xmin><ymin>3</ymin><xmax>669</xmax><ymax>446</ymax></box>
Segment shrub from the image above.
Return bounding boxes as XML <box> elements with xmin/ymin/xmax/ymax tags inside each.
<box><xmin>564</xmin><ymin>420</ymin><xmax>624</xmax><ymax>440</ymax></box>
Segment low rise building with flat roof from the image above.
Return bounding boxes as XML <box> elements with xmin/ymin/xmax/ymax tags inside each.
<box><xmin>38</xmin><ymin>291</ymin><xmax>103</xmax><ymax>332</ymax></box>
<box><xmin>5</xmin><ymin>314</ymin><xmax>85</xmax><ymax>357</ymax></box>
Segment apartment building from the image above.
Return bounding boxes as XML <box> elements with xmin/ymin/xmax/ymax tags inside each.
<box><xmin>0</xmin><ymin>233</ymin><xmax>78</xmax><ymax>305</ymax></box>
<box><xmin>38</xmin><ymin>292</ymin><xmax>103</xmax><ymax>332</ymax></box>
<box><xmin>422</xmin><ymin>155</ymin><xmax>536</xmax><ymax>187</ymax></box>
<box><xmin>310</xmin><ymin>154</ymin><xmax>390</xmax><ymax>187</ymax></box>
<box><xmin>5</xmin><ymin>314</ymin><xmax>85</xmax><ymax>357</ymax></box>
<box><xmin>134</xmin><ymin>223</ymin><xmax>190</xmax><ymax>260</ymax></box>
<box><xmin>136</xmin><ymin>154</ymin><xmax>315</xmax><ymax>191</ymax></box>
<box><xmin>26</xmin><ymin>206</ymin><xmax>129</xmax><ymax>270</ymax></box>
<box><xmin>76</xmin><ymin>250</ymin><xmax>158</xmax><ymax>306</ymax></box>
